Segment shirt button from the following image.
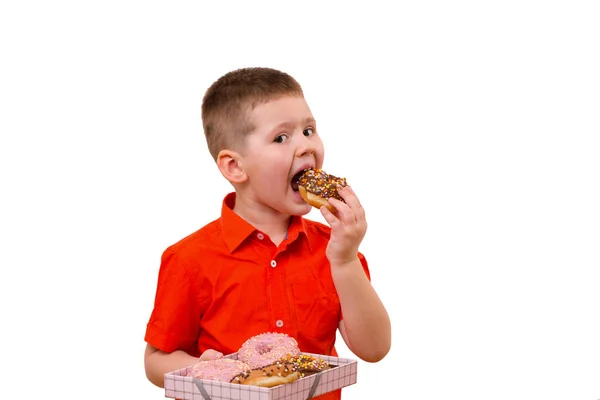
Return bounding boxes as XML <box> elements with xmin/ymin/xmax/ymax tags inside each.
<box><xmin>257</xmin><ymin>233</ymin><xmax>264</xmax><ymax>240</ymax></box>
<box><xmin>276</xmin><ymin>320</ymin><xmax>284</xmax><ymax>328</ymax></box>
<box><xmin>270</xmin><ymin>260</ymin><xmax>277</xmax><ymax>268</ymax></box>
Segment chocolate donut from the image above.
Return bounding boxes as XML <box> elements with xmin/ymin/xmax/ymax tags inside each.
<box><xmin>280</xmin><ymin>354</ymin><xmax>331</xmax><ymax>377</ymax></box>
<box><xmin>230</xmin><ymin>360</ymin><xmax>300</xmax><ymax>388</ymax></box>
<box><xmin>296</xmin><ymin>168</ymin><xmax>348</xmax><ymax>212</ymax></box>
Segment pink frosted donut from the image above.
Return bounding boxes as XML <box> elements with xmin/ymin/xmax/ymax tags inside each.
<box><xmin>188</xmin><ymin>358</ymin><xmax>251</xmax><ymax>382</ymax></box>
<box><xmin>238</xmin><ymin>332</ymin><xmax>301</xmax><ymax>368</ymax></box>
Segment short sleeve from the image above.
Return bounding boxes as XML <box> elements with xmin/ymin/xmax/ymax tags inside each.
<box><xmin>144</xmin><ymin>248</ymin><xmax>207</xmax><ymax>356</ymax></box>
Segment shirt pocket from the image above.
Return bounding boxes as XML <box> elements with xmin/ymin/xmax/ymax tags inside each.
<box><xmin>290</xmin><ymin>278</ymin><xmax>340</xmax><ymax>349</ymax></box>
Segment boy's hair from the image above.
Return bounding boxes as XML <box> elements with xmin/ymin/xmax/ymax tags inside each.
<box><xmin>201</xmin><ymin>67</ymin><xmax>304</xmax><ymax>161</ymax></box>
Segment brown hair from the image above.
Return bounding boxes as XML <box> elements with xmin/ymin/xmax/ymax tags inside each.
<box><xmin>201</xmin><ymin>67</ymin><xmax>304</xmax><ymax>161</ymax></box>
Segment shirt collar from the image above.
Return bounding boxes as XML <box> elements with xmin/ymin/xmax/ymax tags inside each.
<box><xmin>286</xmin><ymin>212</ymin><xmax>311</xmax><ymax>250</ymax></box>
<box><xmin>220</xmin><ymin>192</ymin><xmax>310</xmax><ymax>253</ymax></box>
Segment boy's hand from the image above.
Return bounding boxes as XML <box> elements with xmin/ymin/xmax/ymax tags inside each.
<box><xmin>320</xmin><ymin>186</ymin><xmax>367</xmax><ymax>266</ymax></box>
<box><xmin>198</xmin><ymin>349</ymin><xmax>223</xmax><ymax>361</ymax></box>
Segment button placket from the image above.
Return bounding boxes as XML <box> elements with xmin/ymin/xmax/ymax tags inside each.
<box><xmin>268</xmin><ymin>255</ymin><xmax>286</xmax><ymax>332</ymax></box>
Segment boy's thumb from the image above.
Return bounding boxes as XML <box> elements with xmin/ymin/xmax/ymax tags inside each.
<box><xmin>199</xmin><ymin>349</ymin><xmax>224</xmax><ymax>361</ymax></box>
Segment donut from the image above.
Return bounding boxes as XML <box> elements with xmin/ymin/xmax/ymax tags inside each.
<box><xmin>230</xmin><ymin>360</ymin><xmax>300</xmax><ymax>388</ymax></box>
<box><xmin>280</xmin><ymin>354</ymin><xmax>331</xmax><ymax>377</ymax></box>
<box><xmin>296</xmin><ymin>168</ymin><xmax>348</xmax><ymax>212</ymax></box>
<box><xmin>237</xmin><ymin>332</ymin><xmax>301</xmax><ymax>368</ymax></box>
<box><xmin>188</xmin><ymin>358</ymin><xmax>251</xmax><ymax>382</ymax></box>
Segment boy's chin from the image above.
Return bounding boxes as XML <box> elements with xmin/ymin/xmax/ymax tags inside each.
<box><xmin>291</xmin><ymin>209</ymin><xmax>311</xmax><ymax>217</ymax></box>
<box><xmin>288</xmin><ymin>199</ymin><xmax>312</xmax><ymax>216</ymax></box>
<box><xmin>290</xmin><ymin>201</ymin><xmax>312</xmax><ymax>216</ymax></box>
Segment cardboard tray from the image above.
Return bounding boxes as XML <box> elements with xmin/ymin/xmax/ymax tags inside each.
<box><xmin>164</xmin><ymin>352</ymin><xmax>357</xmax><ymax>400</ymax></box>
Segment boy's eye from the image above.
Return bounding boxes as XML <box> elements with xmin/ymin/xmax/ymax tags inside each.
<box><xmin>303</xmin><ymin>128</ymin><xmax>314</xmax><ymax>137</ymax></box>
<box><xmin>274</xmin><ymin>134</ymin><xmax>288</xmax><ymax>143</ymax></box>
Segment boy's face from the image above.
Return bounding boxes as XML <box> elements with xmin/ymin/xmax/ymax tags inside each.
<box><xmin>239</xmin><ymin>95</ymin><xmax>325</xmax><ymax>216</ymax></box>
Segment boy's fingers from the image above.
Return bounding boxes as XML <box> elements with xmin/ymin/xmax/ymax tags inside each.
<box><xmin>327</xmin><ymin>197</ymin><xmax>354</xmax><ymax>223</ymax></box>
<box><xmin>199</xmin><ymin>349</ymin><xmax>223</xmax><ymax>361</ymax></box>
<box><xmin>338</xmin><ymin>186</ymin><xmax>366</xmax><ymax>222</ymax></box>
<box><xmin>339</xmin><ymin>186</ymin><xmax>362</xmax><ymax>210</ymax></box>
<box><xmin>320</xmin><ymin>205</ymin><xmax>341</xmax><ymax>227</ymax></box>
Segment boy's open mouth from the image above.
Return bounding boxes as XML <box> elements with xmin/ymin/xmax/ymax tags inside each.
<box><xmin>291</xmin><ymin>169</ymin><xmax>308</xmax><ymax>192</ymax></box>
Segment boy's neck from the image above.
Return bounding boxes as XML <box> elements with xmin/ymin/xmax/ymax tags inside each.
<box><xmin>232</xmin><ymin>195</ymin><xmax>292</xmax><ymax>246</ymax></box>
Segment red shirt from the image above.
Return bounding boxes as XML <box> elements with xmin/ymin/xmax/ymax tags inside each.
<box><xmin>145</xmin><ymin>193</ymin><xmax>370</xmax><ymax>400</ymax></box>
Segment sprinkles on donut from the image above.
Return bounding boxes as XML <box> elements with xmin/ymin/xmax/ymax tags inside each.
<box><xmin>230</xmin><ymin>360</ymin><xmax>301</xmax><ymax>388</ymax></box>
<box><xmin>281</xmin><ymin>354</ymin><xmax>331</xmax><ymax>377</ymax></box>
<box><xmin>237</xmin><ymin>332</ymin><xmax>301</xmax><ymax>368</ymax></box>
<box><xmin>188</xmin><ymin>358</ymin><xmax>251</xmax><ymax>382</ymax></box>
<box><xmin>295</xmin><ymin>168</ymin><xmax>348</xmax><ymax>212</ymax></box>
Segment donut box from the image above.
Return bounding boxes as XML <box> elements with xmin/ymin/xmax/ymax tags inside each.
<box><xmin>164</xmin><ymin>352</ymin><xmax>358</xmax><ymax>400</ymax></box>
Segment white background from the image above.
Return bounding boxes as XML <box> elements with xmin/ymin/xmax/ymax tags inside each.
<box><xmin>1</xmin><ymin>1</ymin><xmax>599</xmax><ymax>399</ymax></box>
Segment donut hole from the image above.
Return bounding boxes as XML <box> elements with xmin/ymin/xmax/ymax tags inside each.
<box><xmin>256</xmin><ymin>343</ymin><xmax>274</xmax><ymax>354</ymax></box>
<box><xmin>238</xmin><ymin>332</ymin><xmax>302</xmax><ymax>368</ymax></box>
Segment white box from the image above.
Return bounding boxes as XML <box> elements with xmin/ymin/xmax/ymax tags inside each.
<box><xmin>164</xmin><ymin>352</ymin><xmax>358</xmax><ymax>400</ymax></box>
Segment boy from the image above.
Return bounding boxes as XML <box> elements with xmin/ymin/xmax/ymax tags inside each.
<box><xmin>144</xmin><ymin>67</ymin><xmax>391</xmax><ymax>400</ymax></box>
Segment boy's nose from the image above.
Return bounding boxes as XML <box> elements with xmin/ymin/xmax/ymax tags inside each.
<box><xmin>295</xmin><ymin>135</ymin><xmax>316</xmax><ymax>157</ymax></box>
<box><xmin>296</xmin><ymin>147</ymin><xmax>315</xmax><ymax>157</ymax></box>
<box><xmin>295</xmin><ymin>144</ymin><xmax>316</xmax><ymax>157</ymax></box>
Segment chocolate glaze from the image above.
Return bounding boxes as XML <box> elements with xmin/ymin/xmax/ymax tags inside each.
<box><xmin>297</xmin><ymin>169</ymin><xmax>347</xmax><ymax>201</ymax></box>
<box><xmin>230</xmin><ymin>360</ymin><xmax>299</xmax><ymax>384</ymax></box>
<box><xmin>280</xmin><ymin>354</ymin><xmax>331</xmax><ymax>377</ymax></box>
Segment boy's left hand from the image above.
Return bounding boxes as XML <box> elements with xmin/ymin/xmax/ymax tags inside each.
<box><xmin>320</xmin><ymin>186</ymin><xmax>367</xmax><ymax>266</ymax></box>
<box><xmin>198</xmin><ymin>349</ymin><xmax>223</xmax><ymax>361</ymax></box>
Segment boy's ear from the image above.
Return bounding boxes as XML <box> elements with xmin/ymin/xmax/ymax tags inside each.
<box><xmin>217</xmin><ymin>149</ymin><xmax>248</xmax><ymax>184</ymax></box>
